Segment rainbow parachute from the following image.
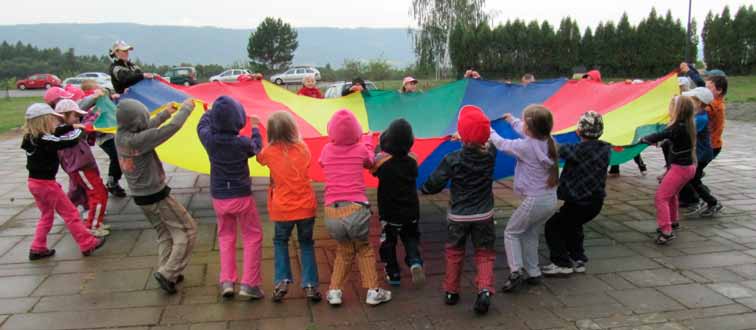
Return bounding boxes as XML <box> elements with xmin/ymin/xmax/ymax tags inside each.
<box><xmin>92</xmin><ymin>74</ymin><xmax>677</xmax><ymax>187</ymax></box>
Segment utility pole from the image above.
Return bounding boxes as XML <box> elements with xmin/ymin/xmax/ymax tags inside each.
<box><xmin>686</xmin><ymin>0</ymin><xmax>693</xmax><ymax>62</ymax></box>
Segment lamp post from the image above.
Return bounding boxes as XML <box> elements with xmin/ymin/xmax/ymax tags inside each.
<box><xmin>686</xmin><ymin>0</ymin><xmax>693</xmax><ymax>62</ymax></box>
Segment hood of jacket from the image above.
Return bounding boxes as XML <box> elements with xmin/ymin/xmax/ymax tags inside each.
<box><xmin>584</xmin><ymin>70</ymin><xmax>602</xmax><ymax>82</ymax></box>
<box><xmin>327</xmin><ymin>109</ymin><xmax>363</xmax><ymax>146</ymax></box>
<box><xmin>116</xmin><ymin>99</ymin><xmax>150</xmax><ymax>133</ymax></box>
<box><xmin>380</xmin><ymin>118</ymin><xmax>414</xmax><ymax>157</ymax></box>
<box><xmin>210</xmin><ymin>96</ymin><xmax>246</xmax><ymax>134</ymax></box>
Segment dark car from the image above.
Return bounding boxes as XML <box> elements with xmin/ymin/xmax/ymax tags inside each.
<box><xmin>163</xmin><ymin>67</ymin><xmax>197</xmax><ymax>86</ymax></box>
<box><xmin>16</xmin><ymin>74</ymin><xmax>62</xmax><ymax>90</ymax></box>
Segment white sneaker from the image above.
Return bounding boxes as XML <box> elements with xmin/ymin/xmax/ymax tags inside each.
<box><xmin>99</xmin><ymin>224</ymin><xmax>112</xmax><ymax>230</ymax></box>
<box><xmin>541</xmin><ymin>263</ymin><xmax>574</xmax><ymax>276</ymax></box>
<box><xmin>89</xmin><ymin>228</ymin><xmax>110</xmax><ymax>237</ymax></box>
<box><xmin>327</xmin><ymin>289</ymin><xmax>342</xmax><ymax>305</ymax></box>
<box><xmin>573</xmin><ymin>261</ymin><xmax>586</xmax><ymax>273</ymax></box>
<box><xmin>410</xmin><ymin>263</ymin><xmax>426</xmax><ymax>286</ymax></box>
<box><xmin>365</xmin><ymin>288</ymin><xmax>392</xmax><ymax>306</ymax></box>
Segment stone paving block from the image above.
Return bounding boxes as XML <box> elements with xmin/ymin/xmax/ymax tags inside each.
<box><xmin>727</xmin><ymin>263</ymin><xmax>756</xmax><ymax>280</ymax></box>
<box><xmin>81</xmin><ymin>268</ymin><xmax>151</xmax><ymax>293</ymax></box>
<box><xmin>607</xmin><ymin>288</ymin><xmax>686</xmax><ymax>313</ymax></box>
<box><xmin>661</xmin><ymin>304</ymin><xmax>751</xmax><ymax>321</ymax></box>
<box><xmin>657</xmin><ymin>284</ymin><xmax>733</xmax><ymax>308</ymax></box>
<box><xmin>585</xmin><ymin>256</ymin><xmax>661</xmax><ymax>274</ymax></box>
<box><xmin>161</xmin><ymin>299</ymin><xmax>308</xmax><ymax>324</ymax></box>
<box><xmin>0</xmin><ymin>234</ymin><xmax>62</xmax><ymax>264</ymax></box>
<box><xmin>543</xmin><ymin>275</ymin><xmax>613</xmax><ymax>296</ymax></box>
<box><xmin>0</xmin><ymin>297</ymin><xmax>38</xmax><ymax>314</ymax></box>
<box><xmin>692</xmin><ymin>267</ymin><xmax>748</xmax><ymax>282</ymax></box>
<box><xmin>735</xmin><ymin>297</ymin><xmax>756</xmax><ymax>310</ymax></box>
<box><xmin>592</xmin><ymin>312</ymin><xmax>668</xmax><ymax>329</ymax></box>
<box><xmin>617</xmin><ymin>269</ymin><xmax>692</xmax><ymax>287</ymax></box>
<box><xmin>34</xmin><ymin>290</ymin><xmax>180</xmax><ymax>312</ymax></box>
<box><xmin>0</xmin><ymin>275</ymin><xmax>46</xmax><ymax>298</ymax></box>
<box><xmin>0</xmin><ymin>236</ymin><xmax>23</xmax><ymax>257</ymax></box>
<box><xmin>0</xmin><ymin>307</ymin><xmax>163</xmax><ymax>329</ymax></box>
<box><xmin>596</xmin><ymin>273</ymin><xmax>637</xmax><ymax>290</ymax></box>
<box><xmin>707</xmin><ymin>282</ymin><xmax>755</xmax><ymax>299</ymax></box>
<box><xmin>683</xmin><ymin>312</ymin><xmax>756</xmax><ymax>330</ymax></box>
<box><xmin>552</xmin><ymin>303</ymin><xmax>628</xmax><ymax>321</ymax></box>
<box><xmin>657</xmin><ymin>251</ymin><xmax>756</xmax><ymax>270</ymax></box>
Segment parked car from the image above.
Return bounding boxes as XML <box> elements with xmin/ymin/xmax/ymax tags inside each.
<box><xmin>62</xmin><ymin>77</ymin><xmax>87</xmax><ymax>89</ymax></box>
<box><xmin>209</xmin><ymin>69</ymin><xmax>251</xmax><ymax>82</ymax></box>
<box><xmin>163</xmin><ymin>67</ymin><xmax>197</xmax><ymax>86</ymax></box>
<box><xmin>16</xmin><ymin>74</ymin><xmax>61</xmax><ymax>90</ymax></box>
<box><xmin>270</xmin><ymin>67</ymin><xmax>321</xmax><ymax>85</ymax></box>
<box><xmin>76</xmin><ymin>72</ymin><xmax>114</xmax><ymax>90</ymax></box>
<box><xmin>324</xmin><ymin>80</ymin><xmax>378</xmax><ymax>98</ymax></box>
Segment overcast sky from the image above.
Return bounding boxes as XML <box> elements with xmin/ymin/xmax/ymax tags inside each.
<box><xmin>5</xmin><ymin>0</ymin><xmax>752</xmax><ymax>31</ymax></box>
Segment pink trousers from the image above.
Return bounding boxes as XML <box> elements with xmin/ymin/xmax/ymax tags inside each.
<box><xmin>28</xmin><ymin>178</ymin><xmax>98</xmax><ymax>253</ymax></box>
<box><xmin>656</xmin><ymin>164</ymin><xmax>696</xmax><ymax>233</ymax></box>
<box><xmin>212</xmin><ymin>196</ymin><xmax>263</xmax><ymax>286</ymax></box>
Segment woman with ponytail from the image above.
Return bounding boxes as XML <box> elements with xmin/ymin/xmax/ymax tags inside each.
<box><xmin>488</xmin><ymin>104</ymin><xmax>559</xmax><ymax>293</ymax></box>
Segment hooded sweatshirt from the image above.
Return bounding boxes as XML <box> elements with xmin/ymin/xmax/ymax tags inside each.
<box><xmin>489</xmin><ymin>118</ymin><xmax>557</xmax><ymax>197</ymax></box>
<box><xmin>115</xmin><ymin>99</ymin><xmax>192</xmax><ymax>205</ymax></box>
<box><xmin>371</xmin><ymin>119</ymin><xmax>419</xmax><ymax>223</ymax></box>
<box><xmin>257</xmin><ymin>141</ymin><xmax>318</xmax><ymax>221</ymax></box>
<box><xmin>297</xmin><ymin>86</ymin><xmax>324</xmax><ymax>99</ymax></box>
<box><xmin>22</xmin><ymin>124</ymin><xmax>83</xmax><ymax>180</ymax></box>
<box><xmin>583</xmin><ymin>70</ymin><xmax>602</xmax><ymax>82</ymax></box>
<box><xmin>198</xmin><ymin>96</ymin><xmax>262</xmax><ymax>200</ymax></box>
<box><xmin>319</xmin><ymin>109</ymin><xmax>374</xmax><ymax>205</ymax></box>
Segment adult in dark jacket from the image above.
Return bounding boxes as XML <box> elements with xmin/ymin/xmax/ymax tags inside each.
<box><xmin>108</xmin><ymin>40</ymin><xmax>155</xmax><ymax>94</ymax></box>
<box><xmin>679</xmin><ymin>62</ymin><xmax>705</xmax><ymax>88</ymax></box>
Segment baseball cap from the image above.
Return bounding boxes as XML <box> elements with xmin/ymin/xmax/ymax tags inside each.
<box><xmin>43</xmin><ymin>87</ymin><xmax>74</xmax><ymax>105</ymax></box>
<box><xmin>703</xmin><ymin>69</ymin><xmax>726</xmax><ymax>77</ymax></box>
<box><xmin>677</xmin><ymin>77</ymin><xmax>691</xmax><ymax>86</ymax></box>
<box><xmin>682</xmin><ymin>87</ymin><xmax>714</xmax><ymax>105</ymax></box>
<box><xmin>54</xmin><ymin>99</ymin><xmax>88</xmax><ymax>115</ymax></box>
<box><xmin>26</xmin><ymin>103</ymin><xmax>63</xmax><ymax>120</ymax></box>
<box><xmin>111</xmin><ymin>40</ymin><xmax>134</xmax><ymax>53</ymax></box>
<box><xmin>402</xmin><ymin>76</ymin><xmax>418</xmax><ymax>85</ymax></box>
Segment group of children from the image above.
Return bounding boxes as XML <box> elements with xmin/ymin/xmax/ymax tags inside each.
<box><xmin>21</xmin><ymin>62</ymin><xmax>729</xmax><ymax>315</ymax></box>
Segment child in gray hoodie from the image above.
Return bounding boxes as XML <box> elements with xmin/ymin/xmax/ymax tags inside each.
<box><xmin>115</xmin><ymin>98</ymin><xmax>197</xmax><ymax>294</ymax></box>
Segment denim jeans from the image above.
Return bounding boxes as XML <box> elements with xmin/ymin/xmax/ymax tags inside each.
<box><xmin>379</xmin><ymin>220</ymin><xmax>423</xmax><ymax>276</ymax></box>
<box><xmin>274</xmin><ymin>218</ymin><xmax>319</xmax><ymax>288</ymax></box>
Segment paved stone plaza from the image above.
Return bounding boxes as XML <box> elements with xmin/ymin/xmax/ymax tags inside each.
<box><xmin>0</xmin><ymin>121</ymin><xmax>756</xmax><ymax>330</ymax></box>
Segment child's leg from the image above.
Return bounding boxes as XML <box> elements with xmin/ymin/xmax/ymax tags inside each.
<box><xmin>504</xmin><ymin>197</ymin><xmax>537</xmax><ymax>273</ymax></box>
<box><xmin>656</xmin><ymin>165</ymin><xmax>695</xmax><ymax>233</ymax></box>
<box><xmin>565</xmin><ymin>200</ymin><xmax>604</xmax><ymax>263</ymax></box>
<box><xmin>140</xmin><ymin>203</ymin><xmax>173</xmax><ymax>272</ymax></box>
<box><xmin>444</xmin><ymin>221</ymin><xmax>468</xmax><ymax>293</ymax></box>
<box><xmin>274</xmin><ymin>221</ymin><xmax>295</xmax><ymax>285</ymax></box>
<box><xmin>544</xmin><ymin>208</ymin><xmax>572</xmax><ymax>267</ymax></box>
<box><xmin>521</xmin><ymin>195</ymin><xmax>557</xmax><ymax>277</ymax></box>
<box><xmin>153</xmin><ymin>196</ymin><xmax>198</xmax><ymax>282</ymax></box>
<box><xmin>80</xmin><ymin>169</ymin><xmax>108</xmax><ymax>229</ymax></box>
<box><xmin>212</xmin><ymin>198</ymin><xmax>239</xmax><ymax>284</ymax></box>
<box><xmin>400</xmin><ymin>221</ymin><xmax>423</xmax><ymax>268</ymax></box>
<box><xmin>29</xmin><ymin>179</ymin><xmax>60</xmax><ymax>252</ymax></box>
<box><xmin>238</xmin><ymin>196</ymin><xmax>263</xmax><ymax>287</ymax></box>
<box><xmin>379</xmin><ymin>222</ymin><xmax>401</xmax><ymax>276</ymax></box>
<box><xmin>66</xmin><ymin>173</ymin><xmax>88</xmax><ymax>211</ymax></box>
<box><xmin>690</xmin><ymin>161</ymin><xmax>718</xmax><ymax>207</ymax></box>
<box><xmin>354</xmin><ymin>240</ymin><xmax>380</xmax><ymax>289</ymax></box>
<box><xmin>295</xmin><ymin>218</ymin><xmax>319</xmax><ymax>288</ymax></box>
<box><xmin>330</xmin><ymin>241</ymin><xmax>355</xmax><ymax>290</ymax></box>
<box><xmin>99</xmin><ymin>139</ymin><xmax>122</xmax><ymax>183</ymax></box>
<box><xmin>471</xmin><ymin>219</ymin><xmax>496</xmax><ymax>293</ymax></box>
<box><xmin>36</xmin><ymin>180</ymin><xmax>98</xmax><ymax>251</ymax></box>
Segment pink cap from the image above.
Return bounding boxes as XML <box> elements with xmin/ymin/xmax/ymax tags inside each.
<box><xmin>402</xmin><ymin>76</ymin><xmax>418</xmax><ymax>85</ymax></box>
<box><xmin>44</xmin><ymin>87</ymin><xmax>74</xmax><ymax>105</ymax></box>
<box><xmin>54</xmin><ymin>99</ymin><xmax>87</xmax><ymax>115</ymax></box>
<box><xmin>64</xmin><ymin>85</ymin><xmax>86</xmax><ymax>101</ymax></box>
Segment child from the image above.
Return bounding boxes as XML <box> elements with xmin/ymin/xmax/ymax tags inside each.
<box><xmin>341</xmin><ymin>78</ymin><xmax>370</xmax><ymax>97</ymax></box>
<box><xmin>297</xmin><ymin>74</ymin><xmax>323</xmax><ymax>99</ymax></box>
<box><xmin>115</xmin><ymin>98</ymin><xmax>197</xmax><ymax>294</ymax></box>
<box><xmin>640</xmin><ymin>96</ymin><xmax>697</xmax><ymax>245</ymax></box>
<box><xmin>319</xmin><ymin>109</ymin><xmax>391</xmax><ymax>306</ymax></box>
<box><xmin>521</xmin><ymin>74</ymin><xmax>536</xmax><ymax>85</ymax></box>
<box><xmin>705</xmin><ymin>75</ymin><xmax>727</xmax><ymax>160</ymax></box>
<box><xmin>44</xmin><ymin>87</ymin><xmax>74</xmax><ymax>107</ymax></box>
<box><xmin>22</xmin><ymin>103</ymin><xmax>106</xmax><ymax>260</ymax></box>
<box><xmin>680</xmin><ymin>88</ymin><xmax>722</xmax><ymax>217</ymax></box>
<box><xmin>542</xmin><ymin>112</ymin><xmax>611</xmax><ymax>276</ymax></box>
<box><xmin>54</xmin><ymin>100</ymin><xmax>110</xmax><ymax>237</ymax></box>
<box><xmin>492</xmin><ymin>105</ymin><xmax>559</xmax><ymax>292</ymax></box>
<box><xmin>421</xmin><ymin>105</ymin><xmax>497</xmax><ymax>315</ymax></box>
<box><xmin>399</xmin><ymin>77</ymin><xmax>419</xmax><ymax>93</ymax></box>
<box><xmin>371</xmin><ymin>118</ymin><xmax>424</xmax><ymax>287</ymax></box>
<box><xmin>197</xmin><ymin>96</ymin><xmax>265</xmax><ymax>299</ymax></box>
<box><xmin>257</xmin><ymin>111</ymin><xmax>321</xmax><ymax>303</ymax></box>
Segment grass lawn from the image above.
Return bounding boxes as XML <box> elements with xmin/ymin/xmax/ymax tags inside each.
<box><xmin>724</xmin><ymin>76</ymin><xmax>756</xmax><ymax>103</ymax></box>
<box><xmin>0</xmin><ymin>96</ymin><xmax>41</xmax><ymax>134</ymax></box>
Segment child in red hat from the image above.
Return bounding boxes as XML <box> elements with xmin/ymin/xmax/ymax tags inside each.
<box><xmin>421</xmin><ymin>105</ymin><xmax>497</xmax><ymax>315</ymax></box>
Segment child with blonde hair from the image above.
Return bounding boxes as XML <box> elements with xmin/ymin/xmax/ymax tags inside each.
<box><xmin>297</xmin><ymin>74</ymin><xmax>323</xmax><ymax>99</ymax></box>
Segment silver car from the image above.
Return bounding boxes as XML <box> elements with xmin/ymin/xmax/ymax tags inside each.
<box><xmin>270</xmin><ymin>67</ymin><xmax>321</xmax><ymax>85</ymax></box>
<box><xmin>209</xmin><ymin>69</ymin><xmax>251</xmax><ymax>82</ymax></box>
<box><xmin>324</xmin><ymin>81</ymin><xmax>378</xmax><ymax>98</ymax></box>
<box><xmin>75</xmin><ymin>72</ymin><xmax>114</xmax><ymax>90</ymax></box>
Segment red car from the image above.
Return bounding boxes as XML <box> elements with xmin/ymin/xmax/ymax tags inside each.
<box><xmin>16</xmin><ymin>74</ymin><xmax>62</xmax><ymax>90</ymax></box>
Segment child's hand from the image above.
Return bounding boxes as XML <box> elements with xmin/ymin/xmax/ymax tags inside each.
<box><xmin>182</xmin><ymin>99</ymin><xmax>195</xmax><ymax>112</ymax></box>
<box><xmin>93</xmin><ymin>89</ymin><xmax>106</xmax><ymax>98</ymax></box>
<box><xmin>143</xmin><ymin>73</ymin><xmax>155</xmax><ymax>79</ymax></box>
<box><xmin>248</xmin><ymin>115</ymin><xmax>261</xmax><ymax>127</ymax></box>
<box><xmin>111</xmin><ymin>93</ymin><xmax>121</xmax><ymax>100</ymax></box>
<box><xmin>502</xmin><ymin>113</ymin><xmax>514</xmax><ymax>122</ymax></box>
<box><xmin>450</xmin><ymin>132</ymin><xmax>461</xmax><ymax>141</ymax></box>
<box><xmin>72</xmin><ymin>124</ymin><xmax>86</xmax><ymax>130</ymax></box>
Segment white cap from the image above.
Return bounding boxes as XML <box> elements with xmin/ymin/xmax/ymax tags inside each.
<box><xmin>682</xmin><ymin>87</ymin><xmax>714</xmax><ymax>105</ymax></box>
<box><xmin>677</xmin><ymin>77</ymin><xmax>691</xmax><ymax>86</ymax></box>
<box><xmin>26</xmin><ymin>103</ymin><xmax>63</xmax><ymax>120</ymax></box>
<box><xmin>54</xmin><ymin>99</ymin><xmax>88</xmax><ymax>115</ymax></box>
<box><xmin>111</xmin><ymin>40</ymin><xmax>134</xmax><ymax>53</ymax></box>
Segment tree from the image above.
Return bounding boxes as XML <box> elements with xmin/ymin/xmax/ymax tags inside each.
<box><xmin>247</xmin><ymin>17</ymin><xmax>299</xmax><ymax>73</ymax></box>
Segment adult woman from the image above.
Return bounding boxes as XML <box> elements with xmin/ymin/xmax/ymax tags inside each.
<box><xmin>399</xmin><ymin>76</ymin><xmax>419</xmax><ymax>93</ymax></box>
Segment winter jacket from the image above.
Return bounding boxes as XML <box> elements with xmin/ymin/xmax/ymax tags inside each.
<box><xmin>297</xmin><ymin>87</ymin><xmax>324</xmax><ymax>99</ymax></box>
<box><xmin>680</xmin><ymin>64</ymin><xmax>706</xmax><ymax>87</ymax></box>
<box><xmin>22</xmin><ymin>125</ymin><xmax>83</xmax><ymax>180</ymax></box>
<box><xmin>58</xmin><ymin>138</ymin><xmax>98</xmax><ymax>174</ymax></box>
<box><xmin>421</xmin><ymin>144</ymin><xmax>497</xmax><ymax>222</ymax></box>
<box><xmin>319</xmin><ymin>109</ymin><xmax>374</xmax><ymax>205</ymax></box>
<box><xmin>109</xmin><ymin>59</ymin><xmax>144</xmax><ymax>94</ymax></box>
<box><xmin>584</xmin><ymin>70</ymin><xmax>602</xmax><ymax>82</ymax></box>
<box><xmin>371</xmin><ymin>119</ymin><xmax>419</xmax><ymax>224</ymax></box>
<box><xmin>707</xmin><ymin>97</ymin><xmax>726</xmax><ymax>149</ymax></box>
<box><xmin>556</xmin><ymin>139</ymin><xmax>612</xmax><ymax>203</ymax></box>
<box><xmin>695</xmin><ymin>111</ymin><xmax>713</xmax><ymax>164</ymax></box>
<box><xmin>198</xmin><ymin>96</ymin><xmax>263</xmax><ymax>200</ymax></box>
<box><xmin>115</xmin><ymin>99</ymin><xmax>192</xmax><ymax>205</ymax></box>
<box><xmin>257</xmin><ymin>142</ymin><xmax>318</xmax><ymax>221</ymax></box>
<box><xmin>641</xmin><ymin>121</ymin><xmax>695</xmax><ymax>166</ymax></box>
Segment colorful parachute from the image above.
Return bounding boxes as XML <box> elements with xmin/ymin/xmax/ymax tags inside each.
<box><xmin>91</xmin><ymin>74</ymin><xmax>678</xmax><ymax>187</ymax></box>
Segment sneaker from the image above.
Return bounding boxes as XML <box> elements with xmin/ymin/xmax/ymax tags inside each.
<box><xmin>239</xmin><ymin>285</ymin><xmax>264</xmax><ymax>300</ymax></box>
<box><xmin>220</xmin><ymin>282</ymin><xmax>235</xmax><ymax>298</ymax></box>
<box><xmin>410</xmin><ymin>263</ymin><xmax>426</xmax><ymax>286</ymax></box>
<box><xmin>526</xmin><ymin>275</ymin><xmax>543</xmax><ymax>285</ymax></box>
<box><xmin>386</xmin><ymin>272</ymin><xmax>401</xmax><ymax>287</ymax></box>
<box><xmin>700</xmin><ymin>203</ymin><xmax>723</xmax><ymax>217</ymax></box>
<box><xmin>89</xmin><ymin>228</ymin><xmax>110</xmax><ymax>237</ymax></box>
<box><xmin>445</xmin><ymin>292</ymin><xmax>460</xmax><ymax>305</ymax></box>
<box><xmin>365</xmin><ymin>288</ymin><xmax>392</xmax><ymax>306</ymax></box>
<box><xmin>683</xmin><ymin>201</ymin><xmax>706</xmax><ymax>215</ymax></box>
<box><xmin>654</xmin><ymin>232</ymin><xmax>677</xmax><ymax>245</ymax></box>
<box><xmin>153</xmin><ymin>271</ymin><xmax>177</xmax><ymax>294</ymax></box>
<box><xmin>473</xmin><ymin>290</ymin><xmax>491</xmax><ymax>314</ymax></box>
<box><xmin>501</xmin><ymin>270</ymin><xmax>526</xmax><ymax>292</ymax></box>
<box><xmin>107</xmin><ymin>183</ymin><xmax>127</xmax><ymax>198</ymax></box>
<box><xmin>573</xmin><ymin>261</ymin><xmax>587</xmax><ymax>274</ymax></box>
<box><xmin>304</xmin><ymin>285</ymin><xmax>322</xmax><ymax>303</ymax></box>
<box><xmin>99</xmin><ymin>223</ymin><xmax>112</xmax><ymax>230</ymax></box>
<box><xmin>327</xmin><ymin>289</ymin><xmax>343</xmax><ymax>306</ymax></box>
<box><xmin>656</xmin><ymin>222</ymin><xmax>681</xmax><ymax>234</ymax></box>
<box><xmin>82</xmin><ymin>238</ymin><xmax>106</xmax><ymax>256</ymax></box>
<box><xmin>272</xmin><ymin>281</ymin><xmax>289</xmax><ymax>302</ymax></box>
<box><xmin>29</xmin><ymin>248</ymin><xmax>55</xmax><ymax>261</ymax></box>
<box><xmin>541</xmin><ymin>263</ymin><xmax>574</xmax><ymax>277</ymax></box>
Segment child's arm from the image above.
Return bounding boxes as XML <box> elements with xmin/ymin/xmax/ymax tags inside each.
<box><xmin>489</xmin><ymin>129</ymin><xmax>526</xmax><ymax>158</ymax></box>
<box><xmin>42</xmin><ymin>125</ymin><xmax>84</xmax><ymax>151</ymax></box>
<box><xmin>197</xmin><ymin>108</ymin><xmax>212</xmax><ymax>146</ymax></box>
<box><xmin>558</xmin><ymin>143</ymin><xmax>579</xmax><ymax>162</ymax></box>
<box><xmin>695</xmin><ymin>113</ymin><xmax>708</xmax><ymax>133</ymax></box>
<box><xmin>148</xmin><ymin>107</ymin><xmax>174</xmax><ymax>129</ymax></box>
<box><xmin>362</xmin><ymin>134</ymin><xmax>376</xmax><ymax>169</ymax></box>
<box><xmin>126</xmin><ymin>100</ymin><xmax>194</xmax><ymax>154</ymax></box>
<box><xmin>640</xmin><ymin>125</ymin><xmax>675</xmax><ymax>145</ymax></box>
<box><xmin>502</xmin><ymin>114</ymin><xmax>525</xmax><ymax>137</ymax></box>
<box><xmin>244</xmin><ymin>127</ymin><xmax>263</xmax><ymax>158</ymax></box>
<box><xmin>420</xmin><ymin>156</ymin><xmax>451</xmax><ymax>195</ymax></box>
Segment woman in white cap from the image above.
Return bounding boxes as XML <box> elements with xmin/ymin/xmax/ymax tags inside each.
<box><xmin>108</xmin><ymin>40</ymin><xmax>155</xmax><ymax>94</ymax></box>
<box><xmin>399</xmin><ymin>76</ymin><xmax>419</xmax><ymax>94</ymax></box>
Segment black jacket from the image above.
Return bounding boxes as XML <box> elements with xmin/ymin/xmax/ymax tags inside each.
<box><xmin>641</xmin><ymin>121</ymin><xmax>695</xmax><ymax>166</ymax></box>
<box><xmin>421</xmin><ymin>144</ymin><xmax>496</xmax><ymax>221</ymax></box>
<box><xmin>22</xmin><ymin>125</ymin><xmax>82</xmax><ymax>180</ymax></box>
<box><xmin>372</xmin><ymin>119</ymin><xmax>419</xmax><ymax>224</ymax></box>
<box><xmin>557</xmin><ymin>140</ymin><xmax>611</xmax><ymax>203</ymax></box>
<box><xmin>109</xmin><ymin>59</ymin><xmax>144</xmax><ymax>94</ymax></box>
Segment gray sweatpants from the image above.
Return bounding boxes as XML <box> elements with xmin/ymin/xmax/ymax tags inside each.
<box><xmin>504</xmin><ymin>193</ymin><xmax>557</xmax><ymax>277</ymax></box>
<box><xmin>140</xmin><ymin>195</ymin><xmax>198</xmax><ymax>282</ymax></box>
